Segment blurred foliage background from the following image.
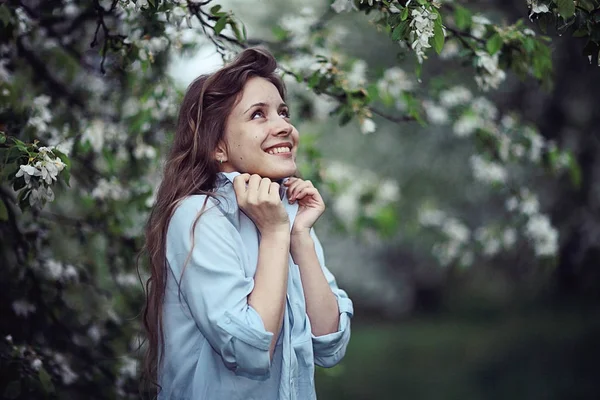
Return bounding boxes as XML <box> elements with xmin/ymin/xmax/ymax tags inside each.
<box><xmin>1</xmin><ymin>0</ymin><xmax>599</xmax><ymax>399</ymax></box>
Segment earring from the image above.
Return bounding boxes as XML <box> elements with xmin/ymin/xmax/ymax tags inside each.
<box><xmin>219</xmin><ymin>158</ymin><xmax>223</xmax><ymax>164</ymax></box>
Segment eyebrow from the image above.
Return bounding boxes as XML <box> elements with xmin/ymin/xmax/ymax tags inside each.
<box><xmin>243</xmin><ymin>102</ymin><xmax>288</xmax><ymax>115</ymax></box>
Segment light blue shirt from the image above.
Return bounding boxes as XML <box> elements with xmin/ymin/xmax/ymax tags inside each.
<box><xmin>159</xmin><ymin>171</ymin><xmax>353</xmax><ymax>399</ymax></box>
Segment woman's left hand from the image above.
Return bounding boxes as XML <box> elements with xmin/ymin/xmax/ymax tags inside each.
<box><xmin>284</xmin><ymin>177</ymin><xmax>325</xmax><ymax>234</ymax></box>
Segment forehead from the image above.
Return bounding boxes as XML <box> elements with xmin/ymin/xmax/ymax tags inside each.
<box><xmin>234</xmin><ymin>77</ymin><xmax>283</xmax><ymax>109</ymax></box>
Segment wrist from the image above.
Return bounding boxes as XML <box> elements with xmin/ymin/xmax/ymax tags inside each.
<box><xmin>290</xmin><ymin>231</ymin><xmax>314</xmax><ymax>253</ymax></box>
<box><xmin>260</xmin><ymin>224</ymin><xmax>290</xmax><ymax>240</ymax></box>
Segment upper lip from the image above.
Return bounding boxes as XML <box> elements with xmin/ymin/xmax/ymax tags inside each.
<box><xmin>264</xmin><ymin>142</ymin><xmax>293</xmax><ymax>152</ymax></box>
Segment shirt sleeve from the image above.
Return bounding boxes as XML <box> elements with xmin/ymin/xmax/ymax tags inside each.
<box><xmin>166</xmin><ymin>196</ymin><xmax>273</xmax><ymax>380</ymax></box>
<box><xmin>309</xmin><ymin>228</ymin><xmax>354</xmax><ymax>368</ymax></box>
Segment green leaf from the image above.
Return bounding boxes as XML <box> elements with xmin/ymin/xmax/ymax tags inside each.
<box><xmin>0</xmin><ymin>198</ymin><xmax>7</xmax><ymax>221</ymax></box>
<box><xmin>556</xmin><ymin>0</ymin><xmax>576</xmax><ymax>19</ymax></box>
<box><xmin>0</xmin><ymin>5</ymin><xmax>12</xmax><ymax>27</ymax></box>
<box><xmin>568</xmin><ymin>153</ymin><xmax>582</xmax><ymax>188</ymax></box>
<box><xmin>272</xmin><ymin>25</ymin><xmax>288</xmax><ymax>41</ymax></box>
<box><xmin>214</xmin><ymin>16</ymin><xmax>228</xmax><ymax>35</ymax></box>
<box><xmin>391</xmin><ymin>22</ymin><xmax>407</xmax><ymax>41</ymax></box>
<box><xmin>401</xmin><ymin>6</ymin><xmax>409</xmax><ymax>21</ymax></box>
<box><xmin>38</xmin><ymin>367</ymin><xmax>55</xmax><ymax>394</ymax></box>
<box><xmin>210</xmin><ymin>4</ymin><xmax>222</xmax><ymax>15</ymax></box>
<box><xmin>486</xmin><ymin>33</ymin><xmax>503</xmax><ymax>55</ymax></box>
<box><xmin>147</xmin><ymin>0</ymin><xmax>155</xmax><ymax>8</ymax></box>
<box><xmin>433</xmin><ymin>21</ymin><xmax>445</xmax><ymax>54</ymax></box>
<box><xmin>454</xmin><ymin>5</ymin><xmax>472</xmax><ymax>31</ymax></box>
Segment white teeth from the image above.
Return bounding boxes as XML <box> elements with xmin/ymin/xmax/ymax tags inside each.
<box><xmin>267</xmin><ymin>146</ymin><xmax>290</xmax><ymax>154</ymax></box>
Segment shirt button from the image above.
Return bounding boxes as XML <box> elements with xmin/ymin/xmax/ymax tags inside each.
<box><xmin>225</xmin><ymin>317</ymin><xmax>231</xmax><ymax>324</ymax></box>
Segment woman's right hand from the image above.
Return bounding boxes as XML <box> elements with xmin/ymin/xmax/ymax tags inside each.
<box><xmin>233</xmin><ymin>174</ymin><xmax>290</xmax><ymax>236</ymax></box>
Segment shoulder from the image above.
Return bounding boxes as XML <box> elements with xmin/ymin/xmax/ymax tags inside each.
<box><xmin>168</xmin><ymin>195</ymin><xmax>232</xmax><ymax>236</ymax></box>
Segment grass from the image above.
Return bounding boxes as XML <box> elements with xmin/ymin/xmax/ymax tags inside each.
<box><xmin>315</xmin><ymin>310</ymin><xmax>600</xmax><ymax>400</ymax></box>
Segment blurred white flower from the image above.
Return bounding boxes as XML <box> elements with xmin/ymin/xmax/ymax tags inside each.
<box><xmin>418</xmin><ymin>208</ymin><xmax>446</xmax><ymax>226</ymax></box>
<box><xmin>453</xmin><ymin>114</ymin><xmax>481</xmax><ymax>137</ymax></box>
<box><xmin>470</xmin><ymin>155</ymin><xmax>507</xmax><ymax>183</ymax></box>
<box><xmin>474</xmin><ymin>50</ymin><xmax>506</xmax><ymax>91</ymax></box>
<box><xmin>377</xmin><ymin>67</ymin><xmax>414</xmax><ymax>98</ymax></box>
<box><xmin>503</xmin><ymin>228</ymin><xmax>517</xmax><ymax>248</ymax></box>
<box><xmin>439</xmin><ymin>86</ymin><xmax>473</xmax><ymax>108</ymax></box>
<box><xmin>133</xmin><ymin>141</ymin><xmax>157</xmax><ymax>160</ymax></box>
<box><xmin>360</xmin><ymin>118</ymin><xmax>376</xmax><ymax>134</ymax></box>
<box><xmin>470</xmin><ymin>15</ymin><xmax>491</xmax><ymax>39</ymax></box>
<box><xmin>525</xmin><ymin>214</ymin><xmax>558</xmax><ymax>256</ymax></box>
<box><xmin>422</xmin><ymin>100</ymin><xmax>449</xmax><ymax>125</ymax></box>
<box><xmin>31</xmin><ymin>358</ymin><xmax>43</xmax><ymax>371</ymax></box>
<box><xmin>377</xmin><ymin>180</ymin><xmax>400</xmax><ymax>203</ymax></box>
<box><xmin>91</xmin><ymin>178</ymin><xmax>129</xmax><ymax>201</ymax></box>
<box><xmin>82</xmin><ymin>120</ymin><xmax>105</xmax><ymax>152</ymax></box>
<box><xmin>116</xmin><ymin>273</ymin><xmax>139</xmax><ymax>287</ymax></box>
<box><xmin>54</xmin><ymin>353</ymin><xmax>78</xmax><ymax>385</ymax></box>
<box><xmin>442</xmin><ymin>218</ymin><xmax>470</xmax><ymax>244</ymax></box>
<box><xmin>439</xmin><ymin>40</ymin><xmax>460</xmax><ymax>59</ymax></box>
<box><xmin>12</xmin><ymin>300</ymin><xmax>36</xmax><ymax>317</ymax></box>
<box><xmin>346</xmin><ymin>60</ymin><xmax>367</xmax><ymax>90</ymax></box>
<box><xmin>279</xmin><ymin>8</ymin><xmax>316</xmax><ymax>47</ymax></box>
<box><xmin>331</xmin><ymin>0</ymin><xmax>356</xmax><ymax>13</ymax></box>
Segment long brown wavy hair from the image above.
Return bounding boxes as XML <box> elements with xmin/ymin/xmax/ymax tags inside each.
<box><xmin>139</xmin><ymin>47</ymin><xmax>287</xmax><ymax>396</ymax></box>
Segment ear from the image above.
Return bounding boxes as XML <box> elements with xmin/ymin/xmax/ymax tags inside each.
<box><xmin>214</xmin><ymin>140</ymin><xmax>228</xmax><ymax>163</ymax></box>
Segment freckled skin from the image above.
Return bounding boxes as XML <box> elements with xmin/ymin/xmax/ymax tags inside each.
<box><xmin>217</xmin><ymin>77</ymin><xmax>299</xmax><ymax>180</ymax></box>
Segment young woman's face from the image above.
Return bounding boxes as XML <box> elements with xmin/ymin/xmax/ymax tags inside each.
<box><xmin>218</xmin><ymin>76</ymin><xmax>299</xmax><ymax>180</ymax></box>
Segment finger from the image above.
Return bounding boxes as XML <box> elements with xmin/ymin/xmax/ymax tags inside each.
<box><xmin>268</xmin><ymin>182</ymin><xmax>281</xmax><ymax>203</ymax></box>
<box><xmin>258</xmin><ymin>177</ymin><xmax>272</xmax><ymax>201</ymax></box>
<box><xmin>288</xmin><ymin>181</ymin><xmax>310</xmax><ymax>201</ymax></box>
<box><xmin>233</xmin><ymin>174</ymin><xmax>250</xmax><ymax>199</ymax></box>
<box><xmin>283</xmin><ymin>177</ymin><xmax>298</xmax><ymax>186</ymax></box>
<box><xmin>294</xmin><ymin>187</ymin><xmax>320</xmax><ymax>201</ymax></box>
<box><xmin>247</xmin><ymin>174</ymin><xmax>262</xmax><ymax>203</ymax></box>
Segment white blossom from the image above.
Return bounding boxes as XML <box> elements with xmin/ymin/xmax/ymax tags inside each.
<box><xmin>442</xmin><ymin>218</ymin><xmax>470</xmax><ymax>244</ymax></box>
<box><xmin>409</xmin><ymin>6</ymin><xmax>438</xmax><ymax>63</ymax></box>
<box><xmin>346</xmin><ymin>60</ymin><xmax>367</xmax><ymax>90</ymax></box>
<box><xmin>439</xmin><ymin>40</ymin><xmax>460</xmax><ymax>59</ymax></box>
<box><xmin>377</xmin><ymin>67</ymin><xmax>414</xmax><ymax>98</ymax></box>
<box><xmin>470</xmin><ymin>15</ymin><xmax>491</xmax><ymax>39</ymax></box>
<box><xmin>418</xmin><ymin>208</ymin><xmax>446</xmax><ymax>227</ymax></box>
<box><xmin>331</xmin><ymin>0</ymin><xmax>356</xmax><ymax>13</ymax></box>
<box><xmin>116</xmin><ymin>273</ymin><xmax>139</xmax><ymax>287</ymax></box>
<box><xmin>279</xmin><ymin>8</ymin><xmax>316</xmax><ymax>47</ymax></box>
<box><xmin>439</xmin><ymin>86</ymin><xmax>473</xmax><ymax>108</ymax></box>
<box><xmin>12</xmin><ymin>300</ymin><xmax>36</xmax><ymax>317</ymax></box>
<box><xmin>53</xmin><ymin>353</ymin><xmax>78</xmax><ymax>385</ymax></box>
<box><xmin>453</xmin><ymin>114</ymin><xmax>482</xmax><ymax>137</ymax></box>
<box><xmin>91</xmin><ymin>178</ymin><xmax>129</xmax><ymax>201</ymax></box>
<box><xmin>133</xmin><ymin>141</ymin><xmax>157</xmax><ymax>160</ymax></box>
<box><xmin>470</xmin><ymin>155</ymin><xmax>508</xmax><ymax>183</ymax></box>
<box><xmin>360</xmin><ymin>118</ymin><xmax>376</xmax><ymax>134</ymax></box>
<box><xmin>15</xmin><ymin>164</ymin><xmax>42</xmax><ymax>185</ymax></box>
<box><xmin>525</xmin><ymin>214</ymin><xmax>559</xmax><ymax>256</ymax></box>
<box><xmin>474</xmin><ymin>50</ymin><xmax>507</xmax><ymax>91</ymax></box>
<box><xmin>423</xmin><ymin>100</ymin><xmax>449</xmax><ymax>125</ymax></box>
<box><xmin>527</xmin><ymin>0</ymin><xmax>550</xmax><ymax>20</ymax></box>
<box><xmin>31</xmin><ymin>358</ymin><xmax>43</xmax><ymax>371</ymax></box>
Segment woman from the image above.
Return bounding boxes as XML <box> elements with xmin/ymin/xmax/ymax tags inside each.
<box><xmin>142</xmin><ymin>47</ymin><xmax>353</xmax><ymax>400</ymax></box>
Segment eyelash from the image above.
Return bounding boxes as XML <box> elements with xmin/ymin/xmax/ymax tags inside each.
<box><xmin>251</xmin><ymin>109</ymin><xmax>291</xmax><ymax>120</ymax></box>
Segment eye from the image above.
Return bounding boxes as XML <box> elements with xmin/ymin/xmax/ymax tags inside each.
<box><xmin>279</xmin><ymin>108</ymin><xmax>291</xmax><ymax>118</ymax></box>
<box><xmin>251</xmin><ymin>110</ymin><xmax>265</xmax><ymax>120</ymax></box>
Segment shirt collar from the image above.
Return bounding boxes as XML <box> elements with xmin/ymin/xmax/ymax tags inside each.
<box><xmin>216</xmin><ymin>172</ymin><xmax>289</xmax><ymax>199</ymax></box>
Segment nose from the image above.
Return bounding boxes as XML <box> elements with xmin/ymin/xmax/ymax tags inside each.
<box><xmin>272</xmin><ymin>117</ymin><xmax>293</xmax><ymax>137</ymax></box>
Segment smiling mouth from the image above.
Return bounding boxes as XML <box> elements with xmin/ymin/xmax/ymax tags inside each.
<box><xmin>265</xmin><ymin>146</ymin><xmax>292</xmax><ymax>155</ymax></box>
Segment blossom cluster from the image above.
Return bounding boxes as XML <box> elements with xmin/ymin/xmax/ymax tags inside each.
<box><xmin>322</xmin><ymin>161</ymin><xmax>400</xmax><ymax>234</ymax></box>
<box><xmin>14</xmin><ymin>146</ymin><xmax>67</xmax><ymax>208</ymax></box>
